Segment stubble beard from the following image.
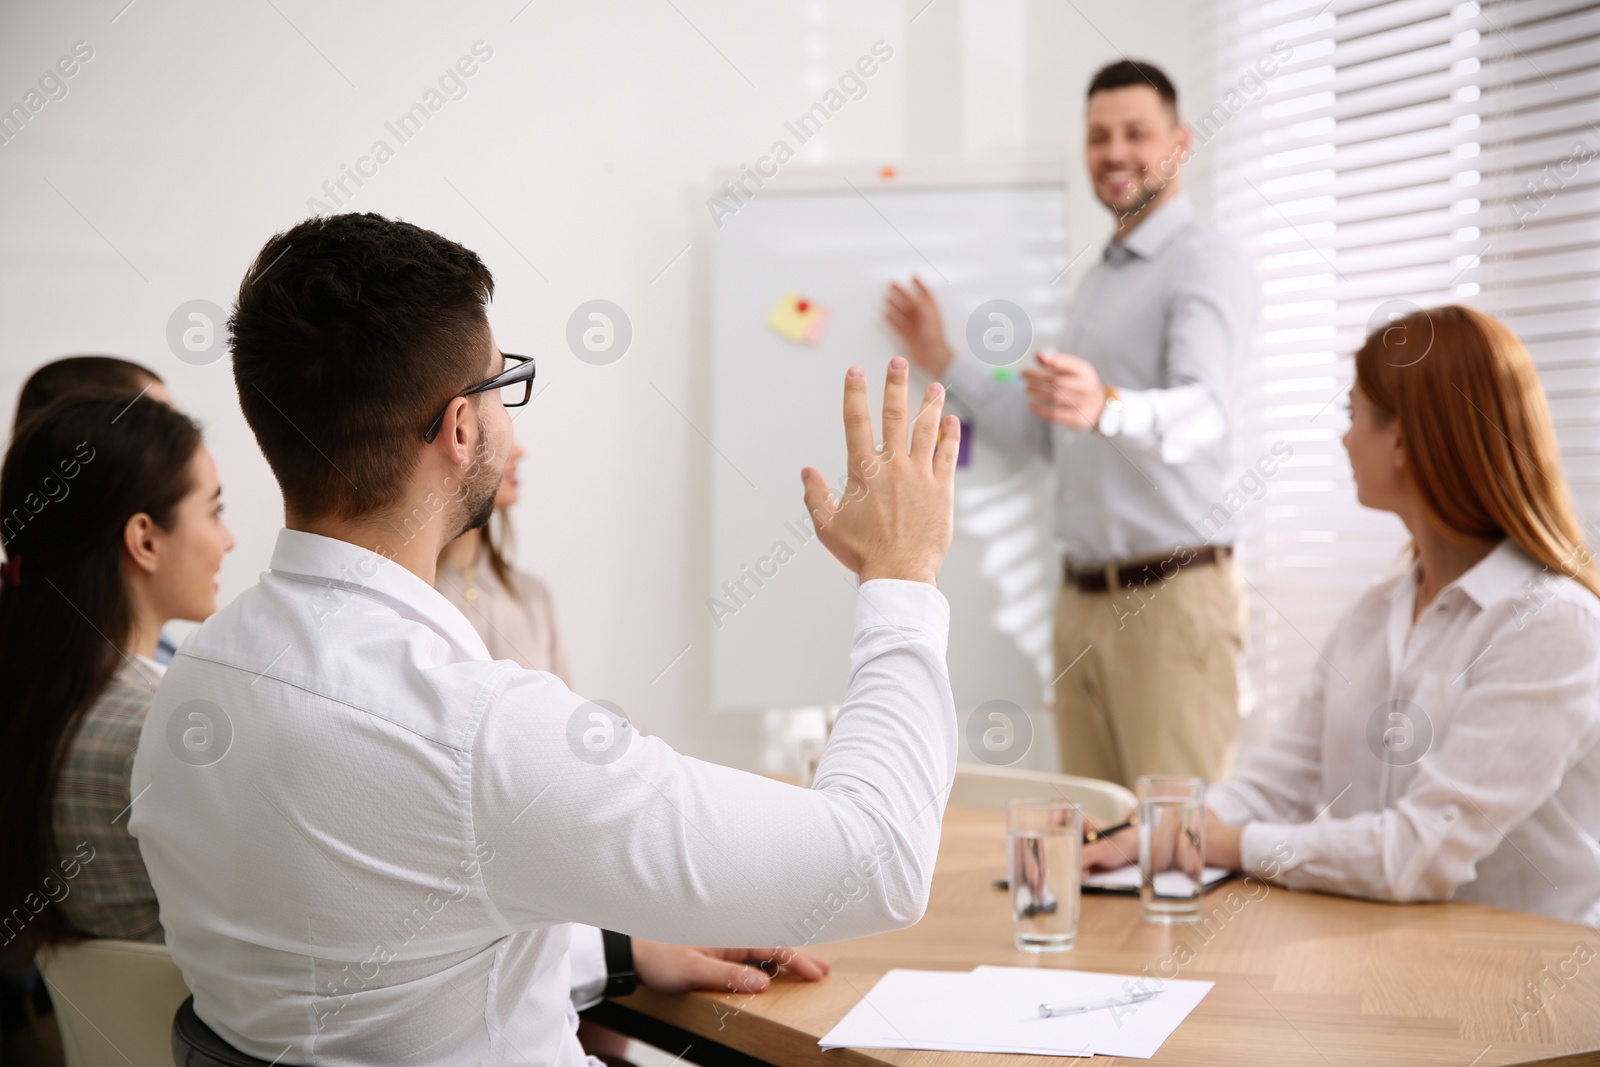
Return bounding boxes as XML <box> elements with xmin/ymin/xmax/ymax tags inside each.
<box><xmin>1097</xmin><ymin>166</ymin><xmax>1172</xmax><ymax>225</ymax></box>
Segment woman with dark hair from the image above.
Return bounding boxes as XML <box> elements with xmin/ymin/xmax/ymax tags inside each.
<box><xmin>0</xmin><ymin>395</ymin><xmax>232</xmax><ymax>955</ymax></box>
<box><xmin>13</xmin><ymin>355</ymin><xmax>185</xmax><ymax>666</ymax></box>
<box><xmin>1086</xmin><ymin>305</ymin><xmax>1600</xmax><ymax>924</ymax></box>
<box><xmin>12</xmin><ymin>355</ymin><xmax>173</xmax><ymax>433</ymax></box>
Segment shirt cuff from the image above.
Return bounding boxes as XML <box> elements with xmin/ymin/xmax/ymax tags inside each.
<box><xmin>1205</xmin><ymin>783</ymin><xmax>1253</xmax><ymax>826</ymax></box>
<box><xmin>568</xmin><ymin>923</ymin><xmax>608</xmax><ymax>1011</ymax></box>
<box><xmin>855</xmin><ymin>578</ymin><xmax>951</xmax><ymax>654</ymax></box>
<box><xmin>1114</xmin><ymin>387</ymin><xmax>1158</xmax><ymax>447</ymax></box>
<box><xmin>1238</xmin><ymin>821</ymin><xmax>1299</xmax><ymax>882</ymax></box>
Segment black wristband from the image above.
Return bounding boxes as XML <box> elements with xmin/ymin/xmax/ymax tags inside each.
<box><xmin>601</xmin><ymin>929</ymin><xmax>637</xmax><ymax>998</ymax></box>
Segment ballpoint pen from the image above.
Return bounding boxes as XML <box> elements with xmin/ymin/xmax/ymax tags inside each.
<box><xmin>1038</xmin><ymin>988</ymin><xmax>1163</xmax><ymax>1018</ymax></box>
<box><xmin>1083</xmin><ymin>815</ymin><xmax>1135</xmax><ymax>844</ymax></box>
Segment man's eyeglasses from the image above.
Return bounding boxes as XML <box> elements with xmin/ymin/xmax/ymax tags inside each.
<box><xmin>423</xmin><ymin>353</ymin><xmax>536</xmax><ymax>443</ymax></box>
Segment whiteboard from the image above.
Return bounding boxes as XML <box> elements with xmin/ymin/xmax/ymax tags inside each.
<box><xmin>709</xmin><ymin>169</ymin><xmax>1068</xmax><ymax>718</ymax></box>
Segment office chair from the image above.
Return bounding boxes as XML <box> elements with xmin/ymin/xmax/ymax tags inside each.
<box><xmin>35</xmin><ymin>938</ymin><xmax>189</xmax><ymax>1067</ymax></box>
<box><xmin>949</xmin><ymin>763</ymin><xmax>1137</xmax><ymax>825</ymax></box>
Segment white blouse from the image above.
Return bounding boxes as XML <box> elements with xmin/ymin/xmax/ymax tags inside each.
<box><xmin>1209</xmin><ymin>539</ymin><xmax>1600</xmax><ymax>924</ymax></box>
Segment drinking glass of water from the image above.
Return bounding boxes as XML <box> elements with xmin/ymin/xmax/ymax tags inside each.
<box><xmin>1007</xmin><ymin>799</ymin><xmax>1081</xmax><ymax>952</ymax></box>
<box><xmin>1137</xmin><ymin>775</ymin><xmax>1206</xmax><ymax>924</ymax></box>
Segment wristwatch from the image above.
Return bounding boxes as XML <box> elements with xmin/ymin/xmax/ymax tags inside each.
<box><xmin>1095</xmin><ymin>385</ymin><xmax>1124</xmax><ymax>438</ymax></box>
<box><xmin>601</xmin><ymin>929</ymin><xmax>638</xmax><ymax>998</ymax></box>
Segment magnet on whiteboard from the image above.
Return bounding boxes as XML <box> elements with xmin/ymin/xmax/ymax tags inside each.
<box><xmin>767</xmin><ymin>293</ymin><xmax>830</xmax><ymax>344</ymax></box>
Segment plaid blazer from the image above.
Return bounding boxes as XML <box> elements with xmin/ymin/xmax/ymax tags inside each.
<box><xmin>51</xmin><ymin>660</ymin><xmax>163</xmax><ymax>943</ymax></box>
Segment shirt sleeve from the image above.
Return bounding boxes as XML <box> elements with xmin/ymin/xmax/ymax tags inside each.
<box><xmin>567</xmin><ymin>924</ymin><xmax>607</xmax><ymax>1011</ymax></box>
<box><xmin>472</xmin><ymin>579</ymin><xmax>957</xmax><ymax>948</ymax></box>
<box><xmin>1114</xmin><ymin>385</ymin><xmax>1227</xmax><ymax>464</ymax></box>
<box><xmin>1236</xmin><ymin>601</ymin><xmax>1600</xmax><ymax>903</ymax></box>
<box><xmin>945</xmin><ymin>357</ymin><xmax>1053</xmax><ymax>464</ymax></box>
<box><xmin>1113</xmin><ymin>239</ymin><xmax>1255</xmax><ymax>464</ymax></box>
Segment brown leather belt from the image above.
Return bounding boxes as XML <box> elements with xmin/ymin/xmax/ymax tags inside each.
<box><xmin>1064</xmin><ymin>546</ymin><xmax>1232</xmax><ymax>594</ymax></box>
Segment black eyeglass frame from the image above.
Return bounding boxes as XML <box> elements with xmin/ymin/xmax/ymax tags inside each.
<box><xmin>422</xmin><ymin>353</ymin><xmax>536</xmax><ymax>443</ymax></box>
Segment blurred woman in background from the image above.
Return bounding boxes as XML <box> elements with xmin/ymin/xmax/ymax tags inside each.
<box><xmin>436</xmin><ymin>433</ymin><xmax>569</xmax><ymax>681</ymax></box>
<box><xmin>11</xmin><ymin>355</ymin><xmax>172</xmax><ymax>434</ymax></box>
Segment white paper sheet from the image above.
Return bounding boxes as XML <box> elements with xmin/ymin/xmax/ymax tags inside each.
<box><xmin>819</xmin><ymin>966</ymin><xmax>1214</xmax><ymax>1059</ymax></box>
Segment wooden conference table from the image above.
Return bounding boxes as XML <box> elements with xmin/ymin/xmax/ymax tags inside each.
<box><xmin>587</xmin><ymin>805</ymin><xmax>1600</xmax><ymax>1066</ymax></box>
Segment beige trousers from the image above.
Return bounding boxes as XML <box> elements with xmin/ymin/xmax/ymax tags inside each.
<box><xmin>1052</xmin><ymin>553</ymin><xmax>1243</xmax><ymax>789</ymax></box>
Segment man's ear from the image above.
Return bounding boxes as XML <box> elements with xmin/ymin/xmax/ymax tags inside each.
<box><xmin>124</xmin><ymin>513</ymin><xmax>160</xmax><ymax>576</ymax></box>
<box><xmin>1173</xmin><ymin>120</ymin><xmax>1193</xmax><ymax>164</ymax></box>
<box><xmin>435</xmin><ymin>396</ymin><xmax>477</xmax><ymax>464</ymax></box>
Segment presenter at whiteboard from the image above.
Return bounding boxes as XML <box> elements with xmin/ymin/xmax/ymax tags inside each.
<box><xmin>885</xmin><ymin>60</ymin><xmax>1258</xmax><ymax>788</ymax></box>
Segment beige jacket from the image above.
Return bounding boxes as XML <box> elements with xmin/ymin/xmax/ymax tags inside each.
<box><xmin>436</xmin><ymin>545</ymin><xmax>571</xmax><ymax>684</ymax></box>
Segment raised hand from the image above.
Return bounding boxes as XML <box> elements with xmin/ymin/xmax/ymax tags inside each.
<box><xmin>801</xmin><ymin>357</ymin><xmax>959</xmax><ymax>586</ymax></box>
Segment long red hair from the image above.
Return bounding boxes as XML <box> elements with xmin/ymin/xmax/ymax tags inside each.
<box><xmin>1355</xmin><ymin>304</ymin><xmax>1598</xmax><ymax>598</ymax></box>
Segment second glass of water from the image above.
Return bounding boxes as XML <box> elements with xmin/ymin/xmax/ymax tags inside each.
<box><xmin>1137</xmin><ymin>774</ymin><xmax>1207</xmax><ymax>924</ymax></box>
<box><xmin>1007</xmin><ymin>799</ymin><xmax>1081</xmax><ymax>953</ymax></box>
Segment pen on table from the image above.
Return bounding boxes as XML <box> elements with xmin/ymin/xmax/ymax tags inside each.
<box><xmin>994</xmin><ymin>816</ymin><xmax>1137</xmax><ymax>890</ymax></box>
<box><xmin>1039</xmin><ymin>989</ymin><xmax>1163</xmax><ymax>1018</ymax></box>
<box><xmin>1084</xmin><ymin>817</ymin><xmax>1135</xmax><ymax>844</ymax></box>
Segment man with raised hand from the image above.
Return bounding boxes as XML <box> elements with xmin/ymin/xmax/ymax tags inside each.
<box><xmin>131</xmin><ymin>212</ymin><xmax>961</xmax><ymax>1066</ymax></box>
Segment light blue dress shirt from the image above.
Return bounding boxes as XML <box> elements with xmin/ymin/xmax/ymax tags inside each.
<box><xmin>948</xmin><ymin>193</ymin><xmax>1258</xmax><ymax>566</ymax></box>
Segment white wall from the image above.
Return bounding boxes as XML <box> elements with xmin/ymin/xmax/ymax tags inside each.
<box><xmin>0</xmin><ymin>0</ymin><xmax>1201</xmax><ymax>773</ymax></box>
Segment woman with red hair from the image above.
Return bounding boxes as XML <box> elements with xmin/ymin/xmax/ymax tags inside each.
<box><xmin>1088</xmin><ymin>305</ymin><xmax>1600</xmax><ymax>923</ymax></box>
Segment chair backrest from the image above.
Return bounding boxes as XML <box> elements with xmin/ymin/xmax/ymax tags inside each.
<box><xmin>949</xmin><ymin>763</ymin><xmax>1137</xmax><ymax>825</ymax></box>
<box><xmin>36</xmin><ymin>938</ymin><xmax>190</xmax><ymax>1067</ymax></box>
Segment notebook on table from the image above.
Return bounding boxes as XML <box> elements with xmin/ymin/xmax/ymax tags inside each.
<box><xmin>1081</xmin><ymin>865</ymin><xmax>1235</xmax><ymax>896</ymax></box>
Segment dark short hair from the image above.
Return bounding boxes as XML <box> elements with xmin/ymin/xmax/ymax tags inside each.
<box><xmin>14</xmin><ymin>355</ymin><xmax>162</xmax><ymax>434</ymax></box>
<box><xmin>229</xmin><ymin>213</ymin><xmax>495</xmax><ymax>521</ymax></box>
<box><xmin>1087</xmin><ymin>59</ymin><xmax>1178</xmax><ymax>117</ymax></box>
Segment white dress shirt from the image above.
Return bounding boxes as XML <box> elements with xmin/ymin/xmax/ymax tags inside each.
<box><xmin>130</xmin><ymin>529</ymin><xmax>955</xmax><ymax>1066</ymax></box>
<box><xmin>431</xmin><ymin>546</ymin><xmax>609</xmax><ymax>1010</ymax></box>
<box><xmin>1209</xmin><ymin>540</ymin><xmax>1600</xmax><ymax>924</ymax></box>
<box><xmin>947</xmin><ymin>194</ymin><xmax>1259</xmax><ymax>564</ymax></box>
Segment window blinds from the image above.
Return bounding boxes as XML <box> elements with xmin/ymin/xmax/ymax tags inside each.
<box><xmin>1205</xmin><ymin>0</ymin><xmax>1600</xmax><ymax>740</ymax></box>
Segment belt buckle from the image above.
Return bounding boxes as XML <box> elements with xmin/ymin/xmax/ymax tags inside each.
<box><xmin>1063</xmin><ymin>561</ymin><xmax>1114</xmax><ymax>594</ymax></box>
